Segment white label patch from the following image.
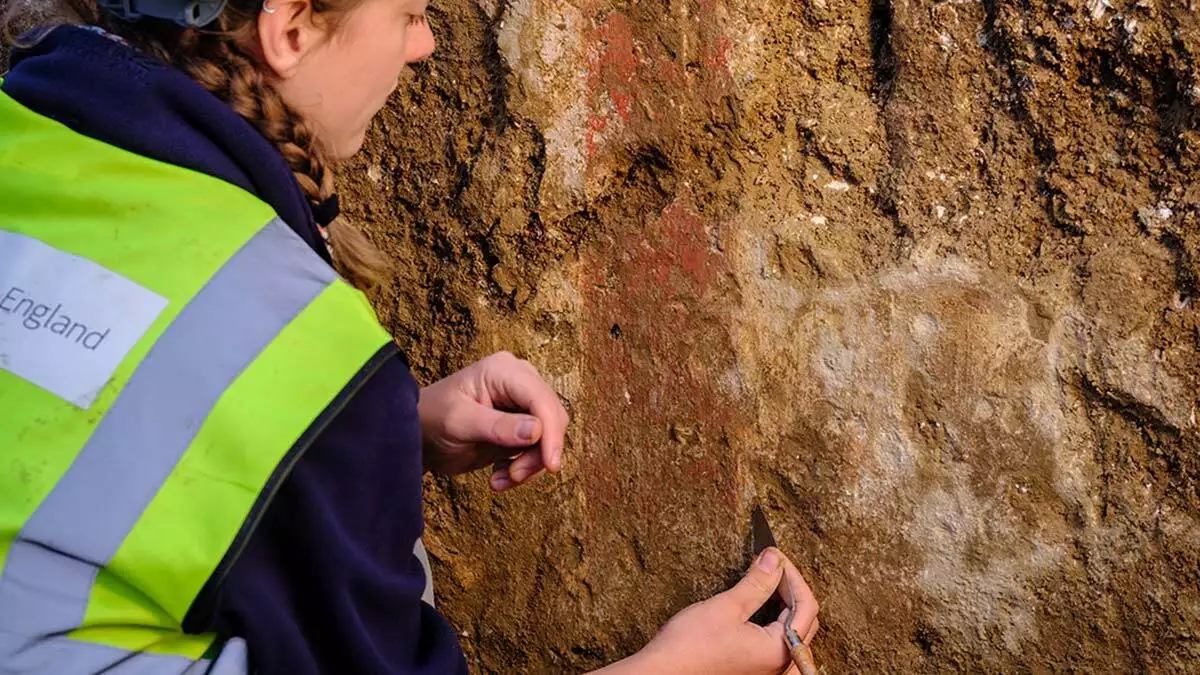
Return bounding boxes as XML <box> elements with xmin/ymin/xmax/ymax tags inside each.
<box><xmin>0</xmin><ymin>231</ymin><xmax>168</xmax><ymax>409</ymax></box>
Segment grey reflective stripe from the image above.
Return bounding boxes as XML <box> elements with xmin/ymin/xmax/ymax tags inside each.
<box><xmin>414</xmin><ymin>539</ymin><xmax>435</xmax><ymax>607</ymax></box>
<box><xmin>0</xmin><ymin>632</ymin><xmax>248</xmax><ymax>674</ymax></box>
<box><xmin>0</xmin><ymin>218</ymin><xmax>332</xmax><ymax>670</ymax></box>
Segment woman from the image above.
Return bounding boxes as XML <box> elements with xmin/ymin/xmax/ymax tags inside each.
<box><xmin>0</xmin><ymin>0</ymin><xmax>820</xmax><ymax>672</ymax></box>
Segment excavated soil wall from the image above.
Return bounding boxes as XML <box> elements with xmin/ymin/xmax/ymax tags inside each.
<box><xmin>5</xmin><ymin>0</ymin><xmax>1192</xmax><ymax>670</ymax></box>
<box><xmin>346</xmin><ymin>0</ymin><xmax>1200</xmax><ymax>671</ymax></box>
<box><xmin>347</xmin><ymin>0</ymin><xmax>1200</xmax><ymax>670</ymax></box>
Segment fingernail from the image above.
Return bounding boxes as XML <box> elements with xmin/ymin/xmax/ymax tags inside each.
<box><xmin>517</xmin><ymin>419</ymin><xmax>537</xmax><ymax>442</ymax></box>
<box><xmin>491</xmin><ymin>474</ymin><xmax>513</xmax><ymax>491</ymax></box>
<box><xmin>758</xmin><ymin>549</ymin><xmax>780</xmax><ymax>572</ymax></box>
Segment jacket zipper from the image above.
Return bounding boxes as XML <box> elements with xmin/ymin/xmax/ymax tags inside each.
<box><xmin>183</xmin><ymin>342</ymin><xmax>399</xmax><ymax>633</ymax></box>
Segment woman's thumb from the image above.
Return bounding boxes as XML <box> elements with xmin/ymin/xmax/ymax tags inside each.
<box><xmin>474</xmin><ymin>407</ymin><xmax>544</xmax><ymax>448</ymax></box>
<box><xmin>719</xmin><ymin>547</ymin><xmax>785</xmax><ymax>620</ymax></box>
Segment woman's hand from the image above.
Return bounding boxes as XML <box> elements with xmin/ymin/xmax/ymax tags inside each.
<box><xmin>596</xmin><ymin>547</ymin><xmax>820</xmax><ymax>675</ymax></box>
<box><xmin>418</xmin><ymin>351</ymin><xmax>569</xmax><ymax>491</ymax></box>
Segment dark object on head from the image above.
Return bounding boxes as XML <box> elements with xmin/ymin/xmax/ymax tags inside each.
<box><xmin>96</xmin><ymin>0</ymin><xmax>226</xmax><ymax>27</ymax></box>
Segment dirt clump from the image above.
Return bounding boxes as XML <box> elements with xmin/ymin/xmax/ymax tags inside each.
<box><xmin>345</xmin><ymin>0</ymin><xmax>1200</xmax><ymax>671</ymax></box>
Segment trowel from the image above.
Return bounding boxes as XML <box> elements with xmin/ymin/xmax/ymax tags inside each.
<box><xmin>748</xmin><ymin>505</ymin><xmax>819</xmax><ymax>675</ymax></box>
<box><xmin>749</xmin><ymin>504</ymin><xmax>786</xmax><ymax>626</ymax></box>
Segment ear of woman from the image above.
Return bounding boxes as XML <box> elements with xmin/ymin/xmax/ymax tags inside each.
<box><xmin>256</xmin><ymin>0</ymin><xmax>322</xmax><ymax>79</ymax></box>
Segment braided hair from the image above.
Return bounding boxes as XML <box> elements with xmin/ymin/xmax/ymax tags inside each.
<box><xmin>5</xmin><ymin>0</ymin><xmax>390</xmax><ymax>292</ymax></box>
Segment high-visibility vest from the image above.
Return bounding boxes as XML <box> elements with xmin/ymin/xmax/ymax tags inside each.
<box><xmin>0</xmin><ymin>88</ymin><xmax>396</xmax><ymax>673</ymax></box>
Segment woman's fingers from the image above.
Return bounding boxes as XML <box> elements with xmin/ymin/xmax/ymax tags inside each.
<box><xmin>772</xmin><ymin>558</ymin><xmax>820</xmax><ymax>649</ymax></box>
<box><xmin>775</xmin><ymin>604</ymin><xmax>818</xmax><ymax>646</ymax></box>
<box><xmin>491</xmin><ymin>451</ymin><xmax>548</xmax><ymax>490</ymax></box>
<box><xmin>490</xmin><ymin>458</ymin><xmax>515</xmax><ymax>491</ymax></box>
<box><xmin>784</xmin><ymin>559</ymin><xmax>819</xmax><ymax>628</ymax></box>
<box><xmin>717</xmin><ymin>548</ymin><xmax>786</xmax><ymax>621</ymax></box>
<box><xmin>804</xmin><ymin>617</ymin><xmax>819</xmax><ymax>645</ymax></box>
<box><xmin>484</xmin><ymin>353</ymin><xmax>569</xmax><ymax>473</ymax></box>
<box><xmin>506</xmin><ymin>449</ymin><xmax>546</xmax><ymax>484</ymax></box>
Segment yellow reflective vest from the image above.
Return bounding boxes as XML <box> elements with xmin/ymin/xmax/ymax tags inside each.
<box><xmin>0</xmin><ymin>87</ymin><xmax>395</xmax><ymax>672</ymax></box>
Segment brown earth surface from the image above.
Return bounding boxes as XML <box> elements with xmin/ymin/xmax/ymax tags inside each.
<box><xmin>8</xmin><ymin>0</ymin><xmax>1195</xmax><ymax>669</ymax></box>
<box><xmin>344</xmin><ymin>0</ymin><xmax>1200</xmax><ymax>671</ymax></box>
<box><xmin>1</xmin><ymin>0</ymin><xmax>1198</xmax><ymax>670</ymax></box>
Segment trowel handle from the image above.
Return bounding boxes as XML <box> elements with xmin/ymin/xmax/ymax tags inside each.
<box><xmin>789</xmin><ymin>641</ymin><xmax>818</xmax><ymax>675</ymax></box>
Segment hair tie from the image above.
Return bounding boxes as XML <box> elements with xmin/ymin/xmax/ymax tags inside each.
<box><xmin>312</xmin><ymin>194</ymin><xmax>340</xmax><ymax>228</ymax></box>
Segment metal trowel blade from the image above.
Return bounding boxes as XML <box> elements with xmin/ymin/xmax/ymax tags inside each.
<box><xmin>749</xmin><ymin>505</ymin><xmax>785</xmax><ymax>626</ymax></box>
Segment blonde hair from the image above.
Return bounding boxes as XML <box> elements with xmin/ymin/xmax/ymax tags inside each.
<box><xmin>4</xmin><ymin>0</ymin><xmax>390</xmax><ymax>292</ymax></box>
